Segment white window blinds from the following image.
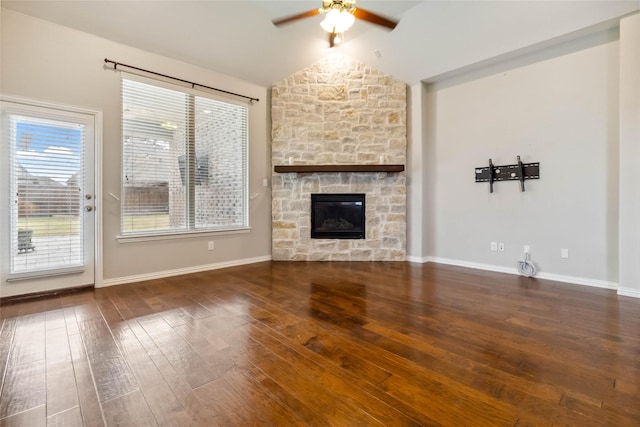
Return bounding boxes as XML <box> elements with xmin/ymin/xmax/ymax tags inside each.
<box><xmin>121</xmin><ymin>77</ymin><xmax>248</xmax><ymax>235</ymax></box>
<box><xmin>9</xmin><ymin>114</ymin><xmax>85</xmax><ymax>273</ymax></box>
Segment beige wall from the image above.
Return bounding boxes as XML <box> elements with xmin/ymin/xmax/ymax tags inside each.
<box><xmin>618</xmin><ymin>14</ymin><xmax>640</xmax><ymax>297</ymax></box>
<box><xmin>418</xmin><ymin>28</ymin><xmax>621</xmax><ymax>285</ymax></box>
<box><xmin>1</xmin><ymin>10</ymin><xmax>272</xmax><ymax>290</ymax></box>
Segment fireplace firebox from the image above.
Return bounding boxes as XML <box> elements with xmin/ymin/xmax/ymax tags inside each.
<box><xmin>311</xmin><ymin>193</ymin><xmax>365</xmax><ymax>239</ymax></box>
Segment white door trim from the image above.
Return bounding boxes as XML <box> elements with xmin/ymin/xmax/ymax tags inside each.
<box><xmin>0</xmin><ymin>94</ymin><xmax>103</xmax><ymax>291</ymax></box>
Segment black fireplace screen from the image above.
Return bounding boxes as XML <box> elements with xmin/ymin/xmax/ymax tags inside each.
<box><xmin>311</xmin><ymin>193</ymin><xmax>365</xmax><ymax>239</ymax></box>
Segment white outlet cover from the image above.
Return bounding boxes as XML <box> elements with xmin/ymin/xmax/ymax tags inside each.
<box><xmin>561</xmin><ymin>248</ymin><xmax>569</xmax><ymax>259</ymax></box>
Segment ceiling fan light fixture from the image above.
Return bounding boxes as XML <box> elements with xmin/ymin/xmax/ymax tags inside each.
<box><xmin>320</xmin><ymin>8</ymin><xmax>355</xmax><ymax>33</ymax></box>
<box><xmin>272</xmin><ymin>0</ymin><xmax>397</xmax><ymax>48</ymax></box>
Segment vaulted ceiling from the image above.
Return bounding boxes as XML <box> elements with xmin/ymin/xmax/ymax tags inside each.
<box><xmin>3</xmin><ymin>1</ymin><xmax>638</xmax><ymax>87</ymax></box>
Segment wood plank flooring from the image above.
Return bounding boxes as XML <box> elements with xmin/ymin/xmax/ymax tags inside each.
<box><xmin>1</xmin><ymin>261</ymin><xmax>639</xmax><ymax>426</ymax></box>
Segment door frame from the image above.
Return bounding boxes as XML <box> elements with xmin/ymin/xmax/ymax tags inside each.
<box><xmin>0</xmin><ymin>94</ymin><xmax>103</xmax><ymax>296</ymax></box>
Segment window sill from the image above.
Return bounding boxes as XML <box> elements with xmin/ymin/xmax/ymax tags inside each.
<box><xmin>117</xmin><ymin>227</ymin><xmax>251</xmax><ymax>243</ymax></box>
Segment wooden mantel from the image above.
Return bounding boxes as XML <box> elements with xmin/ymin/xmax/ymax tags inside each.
<box><xmin>274</xmin><ymin>164</ymin><xmax>405</xmax><ymax>173</ymax></box>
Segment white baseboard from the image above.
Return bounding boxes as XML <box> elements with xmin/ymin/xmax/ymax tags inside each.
<box><xmin>424</xmin><ymin>257</ymin><xmax>619</xmax><ymax>291</ymax></box>
<box><xmin>426</xmin><ymin>257</ymin><xmax>520</xmax><ymax>275</ymax></box>
<box><xmin>406</xmin><ymin>255</ymin><xmax>429</xmax><ymax>263</ymax></box>
<box><xmin>98</xmin><ymin>255</ymin><xmax>272</xmax><ymax>288</ymax></box>
<box><xmin>618</xmin><ymin>287</ymin><xmax>640</xmax><ymax>299</ymax></box>
<box><xmin>534</xmin><ymin>272</ymin><xmax>618</xmax><ymax>290</ymax></box>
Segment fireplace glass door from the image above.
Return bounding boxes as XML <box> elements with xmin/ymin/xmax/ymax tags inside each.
<box><xmin>311</xmin><ymin>193</ymin><xmax>365</xmax><ymax>239</ymax></box>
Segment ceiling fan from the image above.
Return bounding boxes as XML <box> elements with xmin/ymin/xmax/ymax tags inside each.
<box><xmin>272</xmin><ymin>0</ymin><xmax>398</xmax><ymax>47</ymax></box>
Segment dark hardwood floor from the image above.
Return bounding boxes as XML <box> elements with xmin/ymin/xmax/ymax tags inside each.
<box><xmin>1</xmin><ymin>261</ymin><xmax>639</xmax><ymax>426</ymax></box>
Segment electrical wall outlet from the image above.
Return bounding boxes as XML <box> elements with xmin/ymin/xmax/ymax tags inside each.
<box><xmin>524</xmin><ymin>245</ymin><xmax>530</xmax><ymax>254</ymax></box>
<box><xmin>498</xmin><ymin>242</ymin><xmax>505</xmax><ymax>252</ymax></box>
<box><xmin>208</xmin><ymin>241</ymin><xmax>215</xmax><ymax>251</ymax></box>
<box><xmin>561</xmin><ymin>248</ymin><xmax>569</xmax><ymax>259</ymax></box>
<box><xmin>491</xmin><ymin>242</ymin><xmax>498</xmax><ymax>251</ymax></box>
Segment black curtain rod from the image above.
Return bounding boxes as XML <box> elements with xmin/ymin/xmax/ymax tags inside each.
<box><xmin>104</xmin><ymin>58</ymin><xmax>259</xmax><ymax>103</ymax></box>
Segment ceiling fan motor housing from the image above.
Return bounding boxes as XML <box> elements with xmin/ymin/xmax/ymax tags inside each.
<box><xmin>320</xmin><ymin>0</ymin><xmax>357</xmax><ymax>14</ymax></box>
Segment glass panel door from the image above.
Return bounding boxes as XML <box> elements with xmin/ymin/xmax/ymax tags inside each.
<box><xmin>1</xmin><ymin>99</ymin><xmax>96</xmax><ymax>297</ymax></box>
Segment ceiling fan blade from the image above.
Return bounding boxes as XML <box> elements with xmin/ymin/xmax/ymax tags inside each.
<box><xmin>352</xmin><ymin>7</ymin><xmax>398</xmax><ymax>30</ymax></box>
<box><xmin>272</xmin><ymin>9</ymin><xmax>320</xmax><ymax>26</ymax></box>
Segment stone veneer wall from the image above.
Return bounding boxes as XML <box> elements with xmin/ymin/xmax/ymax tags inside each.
<box><xmin>271</xmin><ymin>54</ymin><xmax>407</xmax><ymax>261</ymax></box>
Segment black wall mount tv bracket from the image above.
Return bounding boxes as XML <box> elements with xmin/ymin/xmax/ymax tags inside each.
<box><xmin>475</xmin><ymin>156</ymin><xmax>540</xmax><ymax>193</ymax></box>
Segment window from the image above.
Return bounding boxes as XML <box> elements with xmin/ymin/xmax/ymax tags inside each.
<box><xmin>121</xmin><ymin>76</ymin><xmax>248</xmax><ymax>236</ymax></box>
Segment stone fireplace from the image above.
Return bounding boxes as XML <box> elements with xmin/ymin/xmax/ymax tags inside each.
<box><xmin>271</xmin><ymin>53</ymin><xmax>407</xmax><ymax>261</ymax></box>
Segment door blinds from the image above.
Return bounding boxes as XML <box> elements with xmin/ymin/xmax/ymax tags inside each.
<box><xmin>9</xmin><ymin>114</ymin><xmax>85</xmax><ymax>274</ymax></box>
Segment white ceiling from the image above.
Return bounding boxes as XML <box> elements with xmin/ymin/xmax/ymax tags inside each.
<box><xmin>3</xmin><ymin>1</ymin><xmax>639</xmax><ymax>87</ymax></box>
